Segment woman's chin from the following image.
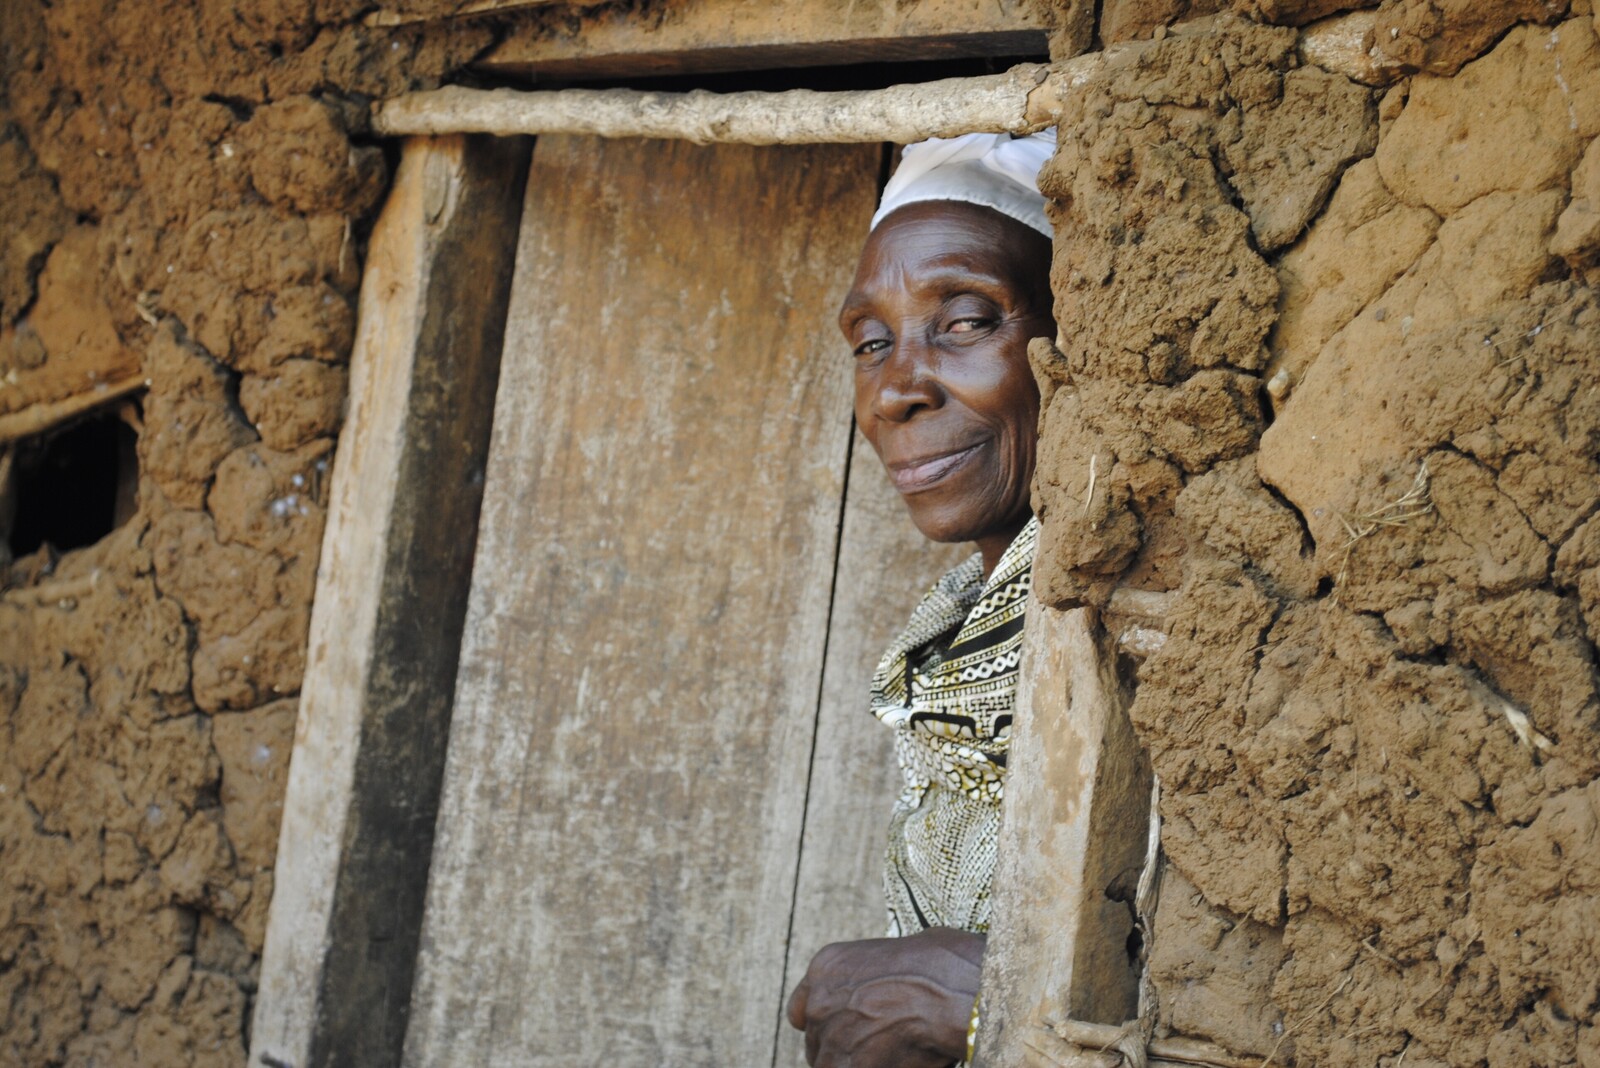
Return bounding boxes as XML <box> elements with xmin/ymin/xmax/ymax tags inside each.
<box><xmin>903</xmin><ymin>501</ymin><xmax>1012</xmax><ymax>548</ymax></box>
<box><xmin>908</xmin><ymin>486</ymin><xmax>1030</xmax><ymax>546</ymax></box>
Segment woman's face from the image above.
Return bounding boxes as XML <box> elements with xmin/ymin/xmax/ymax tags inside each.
<box><xmin>840</xmin><ymin>201</ymin><xmax>1054</xmax><ymax>560</ymax></box>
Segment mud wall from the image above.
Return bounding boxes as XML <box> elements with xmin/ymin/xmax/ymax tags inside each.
<box><xmin>0</xmin><ymin>3</ymin><xmax>484</xmax><ymax>1063</ymax></box>
<box><xmin>1034</xmin><ymin>2</ymin><xmax>1600</xmax><ymax>1064</ymax></box>
<box><xmin>2</xmin><ymin>0</ymin><xmax>1597</xmax><ymax>1066</ymax></box>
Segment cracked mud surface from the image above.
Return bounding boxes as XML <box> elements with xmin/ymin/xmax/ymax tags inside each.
<box><xmin>0</xmin><ymin>1</ymin><xmax>483</xmax><ymax>1062</ymax></box>
<box><xmin>1037</xmin><ymin>10</ymin><xmax>1600</xmax><ymax>1063</ymax></box>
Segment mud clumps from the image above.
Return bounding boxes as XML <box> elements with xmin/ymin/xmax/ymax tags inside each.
<box><xmin>0</xmin><ymin>126</ymin><xmax>71</xmax><ymax>325</ymax></box>
<box><xmin>236</xmin><ymin>98</ymin><xmax>387</xmax><ymax>218</ymax></box>
<box><xmin>0</xmin><ymin>528</ymin><xmax>250</xmax><ymax>1066</ymax></box>
<box><xmin>0</xmin><ymin>0</ymin><xmax>486</xmax><ymax>1062</ymax></box>
<box><xmin>1369</xmin><ymin>0</ymin><xmax>1573</xmax><ymax>77</ymax></box>
<box><xmin>1031</xmin><ymin>16</ymin><xmax>1371</xmax><ymax>608</ymax></box>
<box><xmin>1034</xmin><ymin>11</ymin><xmax>1600</xmax><ymax>1064</ymax></box>
<box><xmin>141</xmin><ymin>323</ymin><xmax>260</xmax><ymax>512</ymax></box>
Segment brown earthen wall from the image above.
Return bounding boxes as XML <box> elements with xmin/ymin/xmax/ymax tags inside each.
<box><xmin>1037</xmin><ymin>2</ymin><xmax>1600</xmax><ymax>1064</ymax></box>
<box><xmin>2</xmin><ymin>0</ymin><xmax>1597</xmax><ymax>1065</ymax></box>
<box><xmin>0</xmin><ymin>3</ymin><xmax>484</xmax><ymax>1062</ymax></box>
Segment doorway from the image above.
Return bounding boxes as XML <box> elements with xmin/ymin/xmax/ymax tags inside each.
<box><xmin>400</xmin><ymin>135</ymin><xmax>967</xmax><ymax>1066</ymax></box>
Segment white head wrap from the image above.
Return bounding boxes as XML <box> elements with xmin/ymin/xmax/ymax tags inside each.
<box><xmin>870</xmin><ymin>130</ymin><xmax>1056</xmax><ymax>238</ymax></box>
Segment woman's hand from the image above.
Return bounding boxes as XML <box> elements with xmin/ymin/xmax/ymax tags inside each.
<box><xmin>785</xmin><ymin>927</ymin><xmax>985</xmax><ymax>1068</ymax></box>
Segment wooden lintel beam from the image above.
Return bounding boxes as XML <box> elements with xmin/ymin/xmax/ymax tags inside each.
<box><xmin>473</xmin><ymin>0</ymin><xmax>1052</xmax><ymax>81</ymax></box>
<box><xmin>373</xmin><ymin>59</ymin><xmax>1096</xmax><ymax>144</ymax></box>
<box><xmin>485</xmin><ymin>32</ymin><xmax>1053</xmax><ymax>82</ymax></box>
<box><xmin>372</xmin><ymin>14</ymin><xmax>1390</xmax><ymax>145</ymax></box>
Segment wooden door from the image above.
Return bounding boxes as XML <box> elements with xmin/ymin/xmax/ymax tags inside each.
<box><xmin>401</xmin><ymin>135</ymin><xmax>964</xmax><ymax>1067</ymax></box>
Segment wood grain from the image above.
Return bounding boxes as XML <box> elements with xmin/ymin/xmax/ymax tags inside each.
<box><xmin>402</xmin><ymin>136</ymin><xmax>880</xmax><ymax>1068</ymax></box>
<box><xmin>372</xmin><ymin>66</ymin><xmax>1063</xmax><ymax>145</ymax></box>
<box><xmin>250</xmin><ymin>134</ymin><xmax>530</xmax><ymax>1068</ymax></box>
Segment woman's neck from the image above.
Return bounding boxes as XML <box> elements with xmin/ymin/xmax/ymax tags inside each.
<box><xmin>975</xmin><ymin>518</ymin><xmax>1029</xmax><ymax>581</ymax></box>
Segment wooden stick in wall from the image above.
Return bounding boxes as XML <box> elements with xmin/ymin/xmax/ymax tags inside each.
<box><xmin>1031</xmin><ymin>1019</ymin><xmax>1264</xmax><ymax>1068</ymax></box>
<box><xmin>373</xmin><ymin>60</ymin><xmax>1079</xmax><ymax>143</ymax></box>
<box><xmin>371</xmin><ymin>12</ymin><xmax>1389</xmax><ymax>143</ymax></box>
<box><xmin>0</xmin><ymin>375</ymin><xmax>146</xmax><ymax>446</ymax></box>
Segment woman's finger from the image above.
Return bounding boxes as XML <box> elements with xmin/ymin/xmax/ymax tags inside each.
<box><xmin>804</xmin><ymin>1014</ymin><xmax>822</xmax><ymax>1067</ymax></box>
<box><xmin>786</xmin><ymin>977</ymin><xmax>810</xmax><ymax>1033</ymax></box>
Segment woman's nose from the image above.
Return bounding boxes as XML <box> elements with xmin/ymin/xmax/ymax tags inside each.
<box><xmin>873</xmin><ymin>338</ymin><xmax>941</xmax><ymax>423</ymax></box>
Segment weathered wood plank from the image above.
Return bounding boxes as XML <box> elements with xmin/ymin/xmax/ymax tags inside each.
<box><xmin>401</xmin><ymin>136</ymin><xmax>881</xmax><ymax>1068</ymax></box>
<box><xmin>475</xmin><ymin>0</ymin><xmax>1050</xmax><ymax>80</ymax></box>
<box><xmin>775</xmin><ymin>433</ymin><xmax>971</xmax><ymax>1067</ymax></box>
<box><xmin>973</xmin><ymin>604</ymin><xmax>1152</xmax><ymax>1066</ymax></box>
<box><xmin>371</xmin><ymin>63</ymin><xmax>1072</xmax><ymax>144</ymax></box>
<box><xmin>248</xmin><ymin>133</ymin><xmax>530</xmax><ymax>1068</ymax></box>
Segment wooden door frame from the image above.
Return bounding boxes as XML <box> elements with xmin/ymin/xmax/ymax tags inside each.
<box><xmin>250</xmin><ymin>134</ymin><xmax>530</xmax><ymax>1068</ymax></box>
<box><xmin>250</xmin><ymin>13</ymin><xmax>1173</xmax><ymax>1068</ymax></box>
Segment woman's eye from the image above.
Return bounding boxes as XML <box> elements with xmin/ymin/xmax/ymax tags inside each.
<box><xmin>947</xmin><ymin>317</ymin><xmax>991</xmax><ymax>334</ymax></box>
<box><xmin>854</xmin><ymin>338</ymin><xmax>889</xmax><ymax>357</ymax></box>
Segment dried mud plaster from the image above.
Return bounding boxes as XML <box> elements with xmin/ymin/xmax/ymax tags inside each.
<box><xmin>0</xmin><ymin>0</ymin><xmax>487</xmax><ymax>1063</ymax></box>
<box><xmin>1034</xmin><ymin>9</ymin><xmax>1600</xmax><ymax>1064</ymax></box>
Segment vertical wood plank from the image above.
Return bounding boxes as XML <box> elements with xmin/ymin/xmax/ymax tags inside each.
<box><xmin>249</xmin><ymin>134</ymin><xmax>530</xmax><ymax>1068</ymax></box>
<box><xmin>774</xmin><ymin>436</ymin><xmax>969</xmax><ymax>1067</ymax></box>
<box><xmin>973</xmin><ymin>604</ymin><xmax>1152</xmax><ymax>1066</ymax></box>
<box><xmin>402</xmin><ymin>136</ymin><xmax>880</xmax><ymax>1068</ymax></box>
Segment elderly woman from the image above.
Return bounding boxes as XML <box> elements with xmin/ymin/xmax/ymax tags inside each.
<box><xmin>785</xmin><ymin>133</ymin><xmax>1057</xmax><ymax>1068</ymax></box>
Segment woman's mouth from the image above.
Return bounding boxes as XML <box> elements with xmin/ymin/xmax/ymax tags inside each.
<box><xmin>887</xmin><ymin>442</ymin><xmax>985</xmax><ymax>492</ymax></box>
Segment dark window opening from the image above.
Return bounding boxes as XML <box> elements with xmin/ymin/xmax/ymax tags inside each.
<box><xmin>3</xmin><ymin>404</ymin><xmax>140</xmax><ymax>559</ymax></box>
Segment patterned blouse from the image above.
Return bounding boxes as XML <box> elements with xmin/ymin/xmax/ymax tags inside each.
<box><xmin>870</xmin><ymin>517</ymin><xmax>1037</xmax><ymax>936</ymax></box>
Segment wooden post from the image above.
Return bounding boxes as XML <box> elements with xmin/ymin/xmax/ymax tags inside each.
<box><xmin>973</xmin><ymin>604</ymin><xmax>1153</xmax><ymax>1066</ymax></box>
<box><xmin>248</xmin><ymin>133</ymin><xmax>530</xmax><ymax>1068</ymax></box>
